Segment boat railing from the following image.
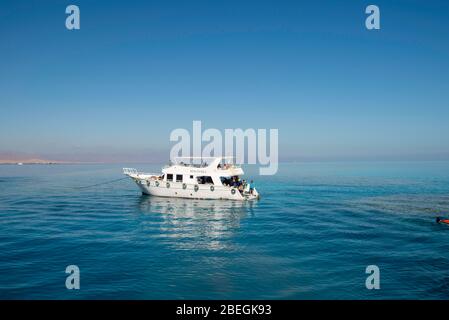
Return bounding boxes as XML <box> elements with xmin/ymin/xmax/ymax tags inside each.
<box><xmin>123</xmin><ymin>168</ymin><xmax>138</xmax><ymax>175</ymax></box>
<box><xmin>218</xmin><ymin>163</ymin><xmax>241</xmax><ymax>170</ymax></box>
<box><xmin>123</xmin><ymin>168</ymin><xmax>162</xmax><ymax>178</ymax></box>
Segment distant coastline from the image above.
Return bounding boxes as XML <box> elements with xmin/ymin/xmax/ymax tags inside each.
<box><xmin>0</xmin><ymin>159</ymin><xmax>75</xmax><ymax>165</ymax></box>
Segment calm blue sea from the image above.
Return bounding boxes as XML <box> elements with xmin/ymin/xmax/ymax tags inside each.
<box><xmin>1</xmin><ymin>162</ymin><xmax>449</xmax><ymax>299</ymax></box>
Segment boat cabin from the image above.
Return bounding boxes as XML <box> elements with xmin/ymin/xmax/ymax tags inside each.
<box><xmin>160</xmin><ymin>157</ymin><xmax>243</xmax><ymax>187</ymax></box>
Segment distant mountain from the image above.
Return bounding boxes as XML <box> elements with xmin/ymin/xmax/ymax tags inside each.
<box><xmin>0</xmin><ymin>152</ymin><xmax>72</xmax><ymax>164</ymax></box>
<box><xmin>0</xmin><ymin>158</ymin><xmax>70</xmax><ymax>164</ymax></box>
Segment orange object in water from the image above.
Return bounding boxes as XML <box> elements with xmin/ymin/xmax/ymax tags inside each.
<box><xmin>436</xmin><ymin>217</ymin><xmax>449</xmax><ymax>224</ymax></box>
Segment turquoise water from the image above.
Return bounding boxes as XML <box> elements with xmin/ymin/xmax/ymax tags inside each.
<box><xmin>1</xmin><ymin>162</ymin><xmax>449</xmax><ymax>299</ymax></box>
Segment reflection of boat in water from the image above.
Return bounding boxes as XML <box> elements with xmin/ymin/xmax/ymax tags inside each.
<box><xmin>137</xmin><ymin>196</ymin><xmax>256</xmax><ymax>250</ymax></box>
<box><xmin>124</xmin><ymin>157</ymin><xmax>260</xmax><ymax>200</ymax></box>
<box><xmin>139</xmin><ymin>194</ymin><xmax>256</xmax><ymax>216</ymax></box>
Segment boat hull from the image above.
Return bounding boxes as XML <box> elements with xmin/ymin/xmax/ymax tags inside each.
<box><xmin>132</xmin><ymin>179</ymin><xmax>258</xmax><ymax>201</ymax></box>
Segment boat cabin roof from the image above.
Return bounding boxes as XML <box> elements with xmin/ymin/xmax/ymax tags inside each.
<box><xmin>162</xmin><ymin>157</ymin><xmax>244</xmax><ymax>176</ymax></box>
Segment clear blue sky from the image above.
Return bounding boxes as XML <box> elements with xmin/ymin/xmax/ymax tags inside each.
<box><xmin>1</xmin><ymin>0</ymin><xmax>448</xmax><ymax>162</ymax></box>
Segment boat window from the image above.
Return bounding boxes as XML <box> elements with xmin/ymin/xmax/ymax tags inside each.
<box><xmin>167</xmin><ymin>174</ymin><xmax>173</xmax><ymax>182</ymax></box>
<box><xmin>190</xmin><ymin>175</ymin><xmax>193</xmax><ymax>179</ymax></box>
<box><xmin>220</xmin><ymin>176</ymin><xmax>232</xmax><ymax>186</ymax></box>
<box><xmin>197</xmin><ymin>176</ymin><xmax>214</xmax><ymax>184</ymax></box>
<box><xmin>176</xmin><ymin>174</ymin><xmax>182</xmax><ymax>182</ymax></box>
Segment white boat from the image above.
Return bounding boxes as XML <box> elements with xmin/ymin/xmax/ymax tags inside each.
<box><xmin>123</xmin><ymin>157</ymin><xmax>260</xmax><ymax>201</ymax></box>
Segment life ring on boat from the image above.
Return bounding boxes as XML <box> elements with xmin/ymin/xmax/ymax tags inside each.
<box><xmin>155</xmin><ymin>181</ymin><xmax>160</xmax><ymax>187</ymax></box>
<box><xmin>231</xmin><ymin>188</ymin><xmax>236</xmax><ymax>195</ymax></box>
<box><xmin>194</xmin><ymin>185</ymin><xmax>199</xmax><ymax>192</ymax></box>
<box><xmin>182</xmin><ymin>183</ymin><xmax>187</xmax><ymax>190</ymax></box>
<box><xmin>210</xmin><ymin>185</ymin><xmax>215</xmax><ymax>192</ymax></box>
<box><xmin>166</xmin><ymin>182</ymin><xmax>170</xmax><ymax>188</ymax></box>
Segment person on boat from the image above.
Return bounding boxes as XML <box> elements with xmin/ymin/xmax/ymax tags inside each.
<box><xmin>249</xmin><ymin>180</ymin><xmax>255</xmax><ymax>194</ymax></box>
<box><xmin>236</xmin><ymin>177</ymin><xmax>243</xmax><ymax>191</ymax></box>
<box><xmin>243</xmin><ymin>180</ymin><xmax>250</xmax><ymax>193</ymax></box>
<box><xmin>436</xmin><ymin>217</ymin><xmax>449</xmax><ymax>225</ymax></box>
